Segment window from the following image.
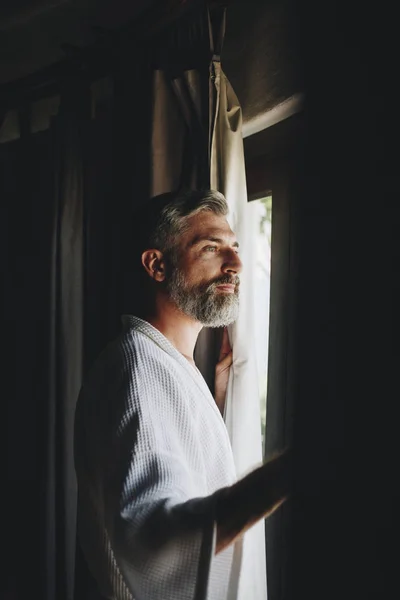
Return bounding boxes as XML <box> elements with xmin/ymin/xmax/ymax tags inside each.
<box><xmin>248</xmin><ymin>194</ymin><xmax>272</xmax><ymax>453</ymax></box>
<box><xmin>245</xmin><ymin>116</ymin><xmax>301</xmax><ymax>600</ymax></box>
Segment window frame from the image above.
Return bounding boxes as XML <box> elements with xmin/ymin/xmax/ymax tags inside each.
<box><xmin>244</xmin><ymin>112</ymin><xmax>303</xmax><ymax>600</ymax></box>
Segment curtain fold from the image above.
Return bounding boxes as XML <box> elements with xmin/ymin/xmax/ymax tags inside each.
<box><xmin>209</xmin><ymin>59</ymin><xmax>268</xmax><ymax>600</ymax></box>
<box><xmin>3</xmin><ymin>82</ymin><xmax>90</xmax><ymax>600</ymax></box>
<box><xmin>48</xmin><ymin>82</ymin><xmax>90</xmax><ymax>600</ymax></box>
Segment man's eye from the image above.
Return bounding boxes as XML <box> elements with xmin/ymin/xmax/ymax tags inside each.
<box><xmin>204</xmin><ymin>246</ymin><xmax>217</xmax><ymax>252</ymax></box>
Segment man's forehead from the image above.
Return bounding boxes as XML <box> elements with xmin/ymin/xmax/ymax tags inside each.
<box><xmin>185</xmin><ymin>212</ymin><xmax>236</xmax><ymax>237</ymax></box>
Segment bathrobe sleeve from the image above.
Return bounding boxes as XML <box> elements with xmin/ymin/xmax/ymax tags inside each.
<box><xmin>100</xmin><ymin>339</ymin><xmax>220</xmax><ymax>600</ymax></box>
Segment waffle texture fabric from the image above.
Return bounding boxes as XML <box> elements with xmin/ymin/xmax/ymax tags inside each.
<box><xmin>74</xmin><ymin>315</ymin><xmax>241</xmax><ymax>600</ymax></box>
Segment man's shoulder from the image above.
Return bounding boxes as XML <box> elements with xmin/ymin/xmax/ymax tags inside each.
<box><xmin>118</xmin><ymin>325</ymin><xmax>166</xmax><ymax>361</ymax></box>
<box><xmin>86</xmin><ymin>328</ymin><xmax>158</xmax><ymax>374</ymax></box>
<box><xmin>105</xmin><ymin>326</ymin><xmax>179</xmax><ymax>378</ymax></box>
<box><xmin>81</xmin><ymin>320</ymin><xmax>186</xmax><ymax>401</ymax></box>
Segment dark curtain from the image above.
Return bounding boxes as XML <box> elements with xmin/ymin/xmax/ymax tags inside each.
<box><xmin>3</xmin><ymin>4</ymin><xmax>216</xmax><ymax>600</ymax></box>
<box><xmin>49</xmin><ymin>82</ymin><xmax>90</xmax><ymax>600</ymax></box>
<box><xmin>4</xmin><ymin>82</ymin><xmax>90</xmax><ymax>600</ymax></box>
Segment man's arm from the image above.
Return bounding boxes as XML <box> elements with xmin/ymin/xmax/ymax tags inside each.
<box><xmin>214</xmin><ymin>449</ymin><xmax>291</xmax><ymax>553</ymax></box>
<box><xmin>213</xmin><ymin>330</ymin><xmax>291</xmax><ymax>552</ymax></box>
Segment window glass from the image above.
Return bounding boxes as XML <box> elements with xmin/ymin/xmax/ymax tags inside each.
<box><xmin>249</xmin><ymin>195</ymin><xmax>272</xmax><ymax>452</ymax></box>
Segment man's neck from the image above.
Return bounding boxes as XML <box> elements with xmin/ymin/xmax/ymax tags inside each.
<box><xmin>144</xmin><ymin>298</ymin><xmax>202</xmax><ymax>364</ymax></box>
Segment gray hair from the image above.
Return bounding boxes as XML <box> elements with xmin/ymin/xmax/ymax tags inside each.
<box><xmin>148</xmin><ymin>189</ymin><xmax>228</xmax><ymax>254</ymax></box>
<box><xmin>127</xmin><ymin>189</ymin><xmax>229</xmax><ymax>311</ymax></box>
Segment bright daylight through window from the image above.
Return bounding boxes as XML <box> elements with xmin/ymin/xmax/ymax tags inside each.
<box><xmin>248</xmin><ymin>195</ymin><xmax>272</xmax><ymax>453</ymax></box>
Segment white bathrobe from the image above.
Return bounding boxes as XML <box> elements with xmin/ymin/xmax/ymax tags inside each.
<box><xmin>74</xmin><ymin>315</ymin><xmax>242</xmax><ymax>600</ymax></box>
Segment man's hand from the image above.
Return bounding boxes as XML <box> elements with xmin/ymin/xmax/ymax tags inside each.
<box><xmin>214</xmin><ymin>327</ymin><xmax>233</xmax><ymax>415</ymax></box>
<box><xmin>215</xmin><ymin>448</ymin><xmax>292</xmax><ymax>553</ymax></box>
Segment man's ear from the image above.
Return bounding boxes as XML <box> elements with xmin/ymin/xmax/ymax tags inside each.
<box><xmin>141</xmin><ymin>249</ymin><xmax>166</xmax><ymax>282</ymax></box>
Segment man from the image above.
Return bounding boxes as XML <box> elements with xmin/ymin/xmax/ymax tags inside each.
<box><xmin>74</xmin><ymin>189</ymin><xmax>290</xmax><ymax>600</ymax></box>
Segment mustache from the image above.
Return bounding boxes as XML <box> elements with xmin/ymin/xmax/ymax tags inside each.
<box><xmin>206</xmin><ymin>274</ymin><xmax>240</xmax><ymax>291</ymax></box>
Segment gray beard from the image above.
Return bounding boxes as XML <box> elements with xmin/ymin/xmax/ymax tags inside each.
<box><xmin>167</xmin><ymin>268</ymin><xmax>240</xmax><ymax>327</ymax></box>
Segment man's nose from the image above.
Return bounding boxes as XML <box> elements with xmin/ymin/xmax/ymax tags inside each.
<box><xmin>222</xmin><ymin>249</ymin><xmax>243</xmax><ymax>274</ymax></box>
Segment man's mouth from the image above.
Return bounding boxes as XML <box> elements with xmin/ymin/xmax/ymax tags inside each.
<box><xmin>215</xmin><ymin>284</ymin><xmax>236</xmax><ymax>293</ymax></box>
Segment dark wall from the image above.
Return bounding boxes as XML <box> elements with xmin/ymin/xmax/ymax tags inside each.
<box><xmin>0</xmin><ymin>0</ymin><xmax>154</xmax><ymax>83</ymax></box>
<box><xmin>223</xmin><ymin>0</ymin><xmax>302</xmax><ymax>123</ymax></box>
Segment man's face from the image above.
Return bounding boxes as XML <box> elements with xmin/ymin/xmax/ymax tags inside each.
<box><xmin>166</xmin><ymin>211</ymin><xmax>243</xmax><ymax>327</ymax></box>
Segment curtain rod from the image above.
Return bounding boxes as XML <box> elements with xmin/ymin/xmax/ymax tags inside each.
<box><xmin>0</xmin><ymin>0</ymin><xmax>228</xmax><ymax>111</ymax></box>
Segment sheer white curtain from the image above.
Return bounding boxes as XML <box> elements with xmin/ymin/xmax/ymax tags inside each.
<box><xmin>210</xmin><ymin>59</ymin><xmax>268</xmax><ymax>600</ymax></box>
